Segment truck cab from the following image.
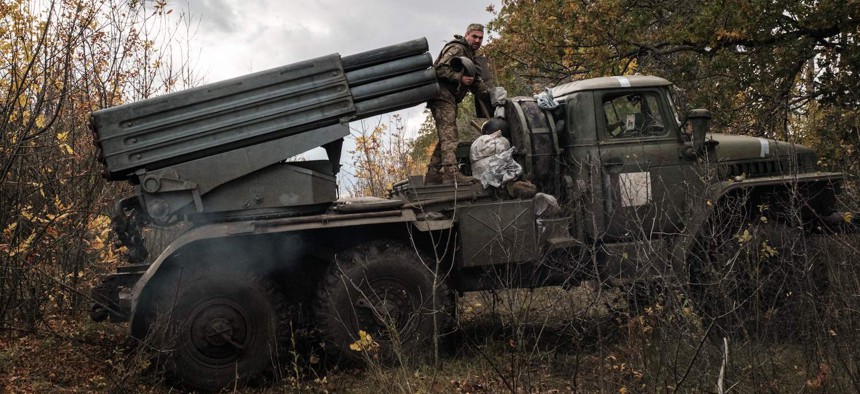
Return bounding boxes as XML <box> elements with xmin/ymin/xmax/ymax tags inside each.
<box><xmin>395</xmin><ymin>74</ymin><xmax>849</xmax><ymax>288</ymax></box>
<box><xmin>553</xmin><ymin>76</ymin><xmax>692</xmax><ymax>242</ymax></box>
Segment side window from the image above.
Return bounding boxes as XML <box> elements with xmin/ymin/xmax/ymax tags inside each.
<box><xmin>602</xmin><ymin>92</ymin><xmax>666</xmax><ymax>138</ymax></box>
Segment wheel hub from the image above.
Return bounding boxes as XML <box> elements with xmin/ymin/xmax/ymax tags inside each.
<box><xmin>187</xmin><ymin>300</ymin><xmax>251</xmax><ymax>365</ymax></box>
<box><xmin>204</xmin><ymin>317</ymin><xmax>234</xmax><ymax>346</ymax></box>
<box><xmin>353</xmin><ymin>279</ymin><xmax>414</xmax><ymax>338</ymax></box>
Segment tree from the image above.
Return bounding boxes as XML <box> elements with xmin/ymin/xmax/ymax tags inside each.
<box><xmin>0</xmin><ymin>0</ymin><xmax>197</xmax><ymax>332</ymax></box>
<box><xmin>485</xmin><ymin>0</ymin><xmax>860</xmax><ymax>171</ymax></box>
<box><xmin>344</xmin><ymin>115</ymin><xmax>428</xmax><ymax>197</ymax></box>
<box><xmin>410</xmin><ymin>111</ymin><xmax>438</xmax><ymax>169</ymax></box>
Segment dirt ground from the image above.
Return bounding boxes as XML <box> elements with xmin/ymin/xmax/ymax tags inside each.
<box><xmin>0</xmin><ymin>285</ymin><xmax>839</xmax><ymax>393</ymax></box>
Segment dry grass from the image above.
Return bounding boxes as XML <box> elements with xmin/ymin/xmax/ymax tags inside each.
<box><xmin>3</xmin><ymin>246</ymin><xmax>859</xmax><ymax>393</ymax></box>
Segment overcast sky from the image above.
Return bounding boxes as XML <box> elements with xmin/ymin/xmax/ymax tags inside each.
<box><xmin>190</xmin><ymin>1</ymin><xmax>498</xmax><ymax>81</ymax></box>
<box><xmin>175</xmin><ymin>1</ymin><xmax>500</xmax><ymax>138</ymax></box>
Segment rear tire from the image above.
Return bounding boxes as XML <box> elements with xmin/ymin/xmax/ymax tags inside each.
<box><xmin>141</xmin><ymin>263</ymin><xmax>290</xmax><ymax>391</ymax></box>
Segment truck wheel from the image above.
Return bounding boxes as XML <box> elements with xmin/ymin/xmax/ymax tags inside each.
<box><xmin>314</xmin><ymin>240</ymin><xmax>453</xmax><ymax>365</ymax></box>
<box><xmin>144</xmin><ymin>266</ymin><xmax>291</xmax><ymax>391</ymax></box>
<box><xmin>690</xmin><ymin>221</ymin><xmax>827</xmax><ymax>338</ymax></box>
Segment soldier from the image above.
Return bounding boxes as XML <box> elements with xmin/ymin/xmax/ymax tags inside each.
<box><xmin>424</xmin><ymin>23</ymin><xmax>491</xmax><ymax>184</ymax></box>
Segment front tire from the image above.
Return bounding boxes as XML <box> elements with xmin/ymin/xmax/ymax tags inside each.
<box><xmin>314</xmin><ymin>240</ymin><xmax>453</xmax><ymax>365</ymax></box>
<box><xmin>689</xmin><ymin>221</ymin><xmax>827</xmax><ymax>338</ymax></box>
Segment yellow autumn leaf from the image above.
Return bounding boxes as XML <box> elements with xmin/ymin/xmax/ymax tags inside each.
<box><xmin>844</xmin><ymin>212</ymin><xmax>854</xmax><ymax>224</ymax></box>
<box><xmin>45</xmin><ymin>212</ymin><xmax>69</xmax><ymax>222</ymax></box>
<box><xmin>88</xmin><ymin>214</ymin><xmax>112</xmax><ymax>232</ymax></box>
<box><xmin>60</xmin><ymin>143</ymin><xmax>75</xmax><ymax>155</ymax></box>
<box><xmin>349</xmin><ymin>330</ymin><xmax>379</xmax><ymax>352</ymax></box>
<box><xmin>21</xmin><ymin>206</ymin><xmax>34</xmax><ymax>221</ymax></box>
<box><xmin>89</xmin><ymin>235</ymin><xmax>105</xmax><ymax>250</ymax></box>
<box><xmin>10</xmin><ymin>232</ymin><xmax>37</xmax><ymax>257</ymax></box>
<box><xmin>760</xmin><ymin>241</ymin><xmax>778</xmax><ymax>258</ymax></box>
<box><xmin>3</xmin><ymin>222</ymin><xmax>18</xmax><ymax>238</ymax></box>
<box><xmin>736</xmin><ymin>229</ymin><xmax>752</xmax><ymax>243</ymax></box>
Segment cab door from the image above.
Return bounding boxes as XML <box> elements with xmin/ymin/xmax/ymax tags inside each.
<box><xmin>595</xmin><ymin>89</ymin><xmax>687</xmax><ymax>241</ymax></box>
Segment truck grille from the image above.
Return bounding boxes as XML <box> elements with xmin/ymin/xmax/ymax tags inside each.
<box><xmin>721</xmin><ymin>157</ymin><xmax>815</xmax><ymax>179</ymax></box>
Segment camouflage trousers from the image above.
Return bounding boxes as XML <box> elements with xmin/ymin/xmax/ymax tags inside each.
<box><xmin>425</xmin><ymin>99</ymin><xmax>459</xmax><ymax>177</ymax></box>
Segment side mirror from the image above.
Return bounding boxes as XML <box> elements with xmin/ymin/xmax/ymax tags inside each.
<box><xmin>688</xmin><ymin>109</ymin><xmax>711</xmax><ymax>153</ymax></box>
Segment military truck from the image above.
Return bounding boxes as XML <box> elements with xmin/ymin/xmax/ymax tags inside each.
<box><xmin>89</xmin><ymin>38</ymin><xmax>857</xmax><ymax>390</ymax></box>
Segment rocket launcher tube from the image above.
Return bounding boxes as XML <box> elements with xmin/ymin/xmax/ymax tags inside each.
<box><xmin>354</xmin><ymin>83</ymin><xmax>440</xmax><ymax>118</ymax></box>
<box><xmin>345</xmin><ymin>53</ymin><xmax>433</xmax><ymax>86</ymax></box>
<box><xmin>350</xmin><ymin>69</ymin><xmax>437</xmax><ymax>101</ymax></box>
<box><xmin>341</xmin><ymin>37</ymin><xmax>429</xmax><ymax>71</ymax></box>
<box><xmin>91</xmin><ymin>38</ymin><xmax>440</xmax><ymax>181</ymax></box>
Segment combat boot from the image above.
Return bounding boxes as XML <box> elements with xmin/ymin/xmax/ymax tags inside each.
<box><xmin>424</xmin><ymin>166</ymin><xmax>443</xmax><ymax>185</ymax></box>
<box><xmin>441</xmin><ymin>166</ymin><xmax>474</xmax><ymax>185</ymax></box>
<box><xmin>424</xmin><ymin>172</ymin><xmax>443</xmax><ymax>185</ymax></box>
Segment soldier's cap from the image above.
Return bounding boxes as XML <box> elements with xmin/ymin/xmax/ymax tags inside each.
<box><xmin>466</xmin><ymin>23</ymin><xmax>484</xmax><ymax>33</ymax></box>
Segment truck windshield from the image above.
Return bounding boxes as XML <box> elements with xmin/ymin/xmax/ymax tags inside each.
<box><xmin>602</xmin><ymin>91</ymin><xmax>666</xmax><ymax>138</ymax></box>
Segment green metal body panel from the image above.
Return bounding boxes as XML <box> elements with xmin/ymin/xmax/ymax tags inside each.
<box><xmin>127</xmin><ymin>208</ymin><xmax>418</xmax><ymax>327</ymax></box>
<box><xmin>591</xmin><ymin>86</ymin><xmax>690</xmax><ymax>241</ymax></box>
<box><xmin>458</xmin><ymin>200</ymin><xmax>538</xmax><ymax>267</ymax></box>
<box><xmin>667</xmin><ymin>171</ymin><xmax>847</xmax><ymax>275</ymax></box>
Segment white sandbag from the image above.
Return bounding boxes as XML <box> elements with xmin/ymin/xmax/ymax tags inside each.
<box><xmin>479</xmin><ymin>147</ymin><xmax>522</xmax><ymax>188</ymax></box>
<box><xmin>470</xmin><ymin>131</ymin><xmax>511</xmax><ymax>179</ymax></box>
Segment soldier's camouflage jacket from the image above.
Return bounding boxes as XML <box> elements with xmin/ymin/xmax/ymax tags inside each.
<box><xmin>433</xmin><ymin>35</ymin><xmax>490</xmax><ymax>104</ymax></box>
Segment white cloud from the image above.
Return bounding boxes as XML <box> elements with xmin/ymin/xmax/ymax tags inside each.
<box><xmin>186</xmin><ymin>0</ymin><xmax>498</xmax><ymax>82</ymax></box>
<box><xmin>193</xmin><ymin>0</ymin><xmax>238</xmax><ymax>34</ymax></box>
